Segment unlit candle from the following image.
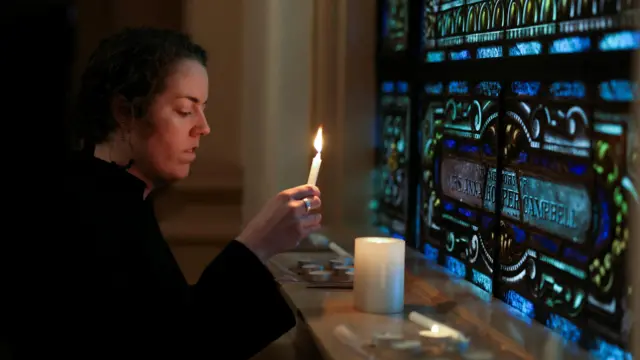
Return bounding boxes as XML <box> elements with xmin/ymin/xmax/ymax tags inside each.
<box><xmin>297</xmin><ymin>258</ymin><xmax>314</xmax><ymax>267</ymax></box>
<box><xmin>308</xmin><ymin>270</ymin><xmax>332</xmax><ymax>282</ymax></box>
<box><xmin>353</xmin><ymin>237</ymin><xmax>405</xmax><ymax>314</ymax></box>
<box><xmin>301</xmin><ymin>264</ymin><xmax>323</xmax><ymax>274</ymax></box>
<box><xmin>328</xmin><ymin>242</ymin><xmax>351</xmax><ymax>258</ymax></box>
<box><xmin>332</xmin><ymin>265</ymin><xmax>353</xmax><ymax>275</ymax></box>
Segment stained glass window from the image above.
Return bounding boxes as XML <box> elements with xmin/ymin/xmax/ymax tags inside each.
<box><xmin>381</xmin><ymin>0</ymin><xmax>411</xmax><ymax>53</ymax></box>
<box><xmin>588</xmin><ymin>79</ymin><xmax>637</xmax><ymax>352</ymax></box>
<box><xmin>373</xmin><ymin>81</ymin><xmax>411</xmax><ymax>239</ymax></box>
<box><xmin>495</xmin><ymin>79</ymin><xmax>594</xmax><ymax>343</ymax></box>
<box><xmin>420</xmin><ymin>80</ymin><xmax>500</xmax><ymax>294</ymax></box>
<box><xmin>422</xmin><ymin>0</ymin><xmax>640</xmax><ymax>62</ymax></box>
<box><xmin>376</xmin><ymin>0</ymin><xmax>638</xmax><ymax>356</ymax></box>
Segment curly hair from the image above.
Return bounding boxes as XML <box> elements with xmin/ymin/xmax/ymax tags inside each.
<box><xmin>73</xmin><ymin>27</ymin><xmax>207</xmax><ymax>147</ymax></box>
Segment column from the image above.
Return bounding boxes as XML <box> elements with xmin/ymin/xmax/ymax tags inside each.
<box><xmin>241</xmin><ymin>0</ymin><xmax>314</xmax><ymax>223</ymax></box>
<box><xmin>310</xmin><ymin>0</ymin><xmax>377</xmax><ymax>236</ymax></box>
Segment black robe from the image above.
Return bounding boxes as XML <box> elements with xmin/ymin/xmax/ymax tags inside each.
<box><xmin>7</xmin><ymin>154</ymin><xmax>295</xmax><ymax>359</ymax></box>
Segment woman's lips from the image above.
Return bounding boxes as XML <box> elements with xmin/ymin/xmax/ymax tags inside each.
<box><xmin>183</xmin><ymin>148</ymin><xmax>197</xmax><ymax>161</ymax></box>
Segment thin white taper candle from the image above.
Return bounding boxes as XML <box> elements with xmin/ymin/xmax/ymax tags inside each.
<box><xmin>307</xmin><ymin>127</ymin><xmax>323</xmax><ymax>186</ymax></box>
<box><xmin>329</xmin><ymin>242</ymin><xmax>351</xmax><ymax>258</ymax></box>
<box><xmin>307</xmin><ymin>153</ymin><xmax>321</xmax><ymax>185</ymax></box>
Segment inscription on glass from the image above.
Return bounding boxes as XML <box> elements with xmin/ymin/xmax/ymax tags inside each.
<box><xmin>441</xmin><ymin>158</ymin><xmax>591</xmax><ymax>243</ymax></box>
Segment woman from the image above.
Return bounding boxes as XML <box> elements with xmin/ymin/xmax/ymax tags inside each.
<box><xmin>28</xmin><ymin>28</ymin><xmax>321</xmax><ymax>359</ymax></box>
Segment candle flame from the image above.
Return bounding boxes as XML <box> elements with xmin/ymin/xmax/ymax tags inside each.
<box><xmin>313</xmin><ymin>126</ymin><xmax>323</xmax><ymax>153</ymax></box>
<box><xmin>431</xmin><ymin>325</ymin><xmax>439</xmax><ymax>333</ymax></box>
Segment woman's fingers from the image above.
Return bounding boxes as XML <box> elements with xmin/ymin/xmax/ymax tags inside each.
<box><xmin>291</xmin><ymin>196</ymin><xmax>322</xmax><ymax>217</ymax></box>
<box><xmin>300</xmin><ymin>213</ymin><xmax>322</xmax><ymax>228</ymax></box>
<box><xmin>283</xmin><ymin>185</ymin><xmax>321</xmax><ymax>200</ymax></box>
<box><xmin>297</xmin><ymin>214</ymin><xmax>322</xmax><ymax>237</ymax></box>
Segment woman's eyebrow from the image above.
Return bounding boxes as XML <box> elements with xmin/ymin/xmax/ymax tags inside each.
<box><xmin>176</xmin><ymin>95</ymin><xmax>207</xmax><ymax>105</ymax></box>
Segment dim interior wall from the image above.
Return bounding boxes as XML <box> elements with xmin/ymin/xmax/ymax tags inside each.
<box><xmin>183</xmin><ymin>0</ymin><xmax>243</xmax><ymax>175</ymax></box>
<box><xmin>310</xmin><ymin>0</ymin><xmax>377</xmax><ymax>232</ymax></box>
<box><xmin>72</xmin><ymin>0</ymin><xmax>183</xmax><ymax>96</ymax></box>
<box><xmin>241</xmin><ymin>0</ymin><xmax>313</xmax><ymax>224</ymax></box>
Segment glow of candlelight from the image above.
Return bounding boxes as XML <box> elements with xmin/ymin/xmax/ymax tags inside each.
<box><xmin>313</xmin><ymin>126</ymin><xmax>323</xmax><ymax>153</ymax></box>
<box><xmin>307</xmin><ymin>126</ymin><xmax>323</xmax><ymax>186</ymax></box>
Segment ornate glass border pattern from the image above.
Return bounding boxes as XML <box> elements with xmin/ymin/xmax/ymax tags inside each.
<box><xmin>373</xmin><ymin>81</ymin><xmax>412</xmax><ymax>238</ymax></box>
<box><xmin>587</xmin><ymin>79</ymin><xmax>638</xmax><ymax>351</ymax></box>
<box><xmin>381</xmin><ymin>0</ymin><xmax>411</xmax><ymax>54</ymax></box>
<box><xmin>494</xmin><ymin>79</ymin><xmax>595</xmax><ymax>344</ymax></box>
<box><xmin>422</xmin><ymin>0</ymin><xmax>640</xmax><ymax>62</ymax></box>
<box><xmin>420</xmin><ymin>80</ymin><xmax>501</xmax><ymax>294</ymax></box>
<box><xmin>376</xmin><ymin>0</ymin><xmax>637</xmax><ymax>357</ymax></box>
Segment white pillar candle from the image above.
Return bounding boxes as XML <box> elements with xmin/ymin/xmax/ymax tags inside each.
<box><xmin>353</xmin><ymin>237</ymin><xmax>405</xmax><ymax>314</ymax></box>
<box><xmin>307</xmin><ymin>127</ymin><xmax>323</xmax><ymax>185</ymax></box>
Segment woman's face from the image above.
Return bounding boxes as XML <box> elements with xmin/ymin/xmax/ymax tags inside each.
<box><xmin>131</xmin><ymin>59</ymin><xmax>210</xmax><ymax>184</ymax></box>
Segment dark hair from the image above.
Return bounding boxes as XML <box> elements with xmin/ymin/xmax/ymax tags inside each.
<box><xmin>73</xmin><ymin>27</ymin><xmax>207</xmax><ymax>147</ymax></box>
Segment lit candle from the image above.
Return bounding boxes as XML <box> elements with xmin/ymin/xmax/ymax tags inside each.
<box><xmin>353</xmin><ymin>237</ymin><xmax>405</xmax><ymax>314</ymax></box>
<box><xmin>419</xmin><ymin>325</ymin><xmax>452</xmax><ymax>339</ymax></box>
<box><xmin>307</xmin><ymin>126</ymin><xmax>323</xmax><ymax>186</ymax></box>
<box><xmin>409</xmin><ymin>311</ymin><xmax>467</xmax><ymax>342</ymax></box>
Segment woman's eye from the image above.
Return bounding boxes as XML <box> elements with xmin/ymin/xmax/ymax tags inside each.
<box><xmin>178</xmin><ymin>110</ymin><xmax>192</xmax><ymax>116</ymax></box>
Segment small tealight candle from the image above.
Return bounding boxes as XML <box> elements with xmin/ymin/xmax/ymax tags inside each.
<box><xmin>372</xmin><ymin>332</ymin><xmax>404</xmax><ymax>346</ymax></box>
<box><xmin>308</xmin><ymin>270</ymin><xmax>333</xmax><ymax>282</ymax></box>
<box><xmin>419</xmin><ymin>325</ymin><xmax>452</xmax><ymax>339</ymax></box>
<box><xmin>390</xmin><ymin>340</ymin><xmax>422</xmax><ymax>351</ymax></box>
<box><xmin>329</xmin><ymin>257</ymin><xmax>353</xmax><ymax>269</ymax></box>
<box><xmin>340</xmin><ymin>256</ymin><xmax>353</xmax><ymax>266</ymax></box>
<box><xmin>345</xmin><ymin>269</ymin><xmax>354</xmax><ymax>281</ymax></box>
<box><xmin>301</xmin><ymin>264</ymin><xmax>323</xmax><ymax>274</ymax></box>
<box><xmin>332</xmin><ymin>265</ymin><xmax>353</xmax><ymax>276</ymax></box>
<box><xmin>297</xmin><ymin>258</ymin><xmax>314</xmax><ymax>267</ymax></box>
<box><xmin>462</xmin><ymin>350</ymin><xmax>495</xmax><ymax>360</ymax></box>
<box><xmin>409</xmin><ymin>311</ymin><xmax>467</xmax><ymax>342</ymax></box>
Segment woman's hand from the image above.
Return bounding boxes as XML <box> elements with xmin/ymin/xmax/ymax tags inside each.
<box><xmin>237</xmin><ymin>185</ymin><xmax>322</xmax><ymax>261</ymax></box>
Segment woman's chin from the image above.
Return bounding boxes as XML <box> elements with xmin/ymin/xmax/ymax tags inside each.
<box><xmin>163</xmin><ymin>164</ymin><xmax>192</xmax><ymax>182</ymax></box>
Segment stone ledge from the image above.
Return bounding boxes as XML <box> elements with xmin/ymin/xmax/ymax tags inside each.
<box><xmin>271</xmin><ymin>251</ymin><xmax>592</xmax><ymax>360</ymax></box>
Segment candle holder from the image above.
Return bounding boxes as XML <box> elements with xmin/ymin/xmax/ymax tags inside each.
<box><xmin>297</xmin><ymin>258</ymin><xmax>315</xmax><ymax>267</ymax></box>
<box><xmin>353</xmin><ymin>237</ymin><xmax>405</xmax><ymax>314</ymax></box>
<box><xmin>332</xmin><ymin>265</ymin><xmax>353</xmax><ymax>276</ymax></box>
<box><xmin>308</xmin><ymin>270</ymin><xmax>333</xmax><ymax>282</ymax></box>
<box><xmin>329</xmin><ymin>257</ymin><xmax>353</xmax><ymax>269</ymax></box>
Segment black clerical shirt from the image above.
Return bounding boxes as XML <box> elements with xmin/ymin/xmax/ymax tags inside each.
<box><xmin>8</xmin><ymin>155</ymin><xmax>295</xmax><ymax>359</ymax></box>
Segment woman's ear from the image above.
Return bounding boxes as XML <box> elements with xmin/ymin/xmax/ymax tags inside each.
<box><xmin>110</xmin><ymin>95</ymin><xmax>135</xmax><ymax>132</ymax></box>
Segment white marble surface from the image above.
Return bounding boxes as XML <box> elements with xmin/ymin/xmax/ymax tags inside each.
<box><xmin>269</xmin><ymin>250</ymin><xmax>595</xmax><ymax>360</ymax></box>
